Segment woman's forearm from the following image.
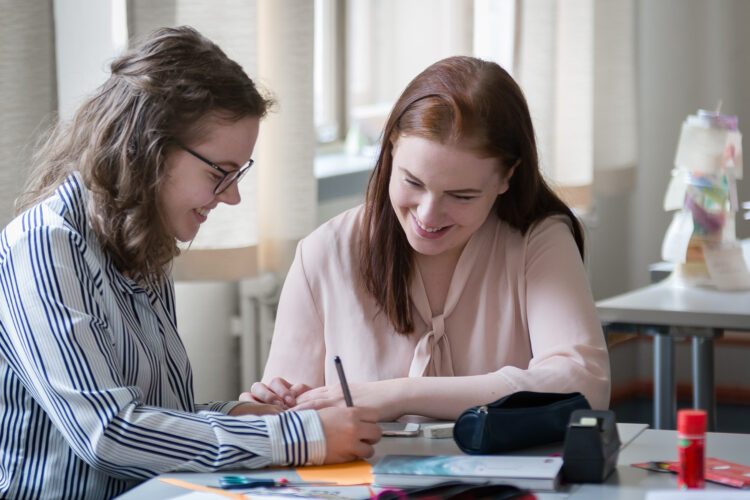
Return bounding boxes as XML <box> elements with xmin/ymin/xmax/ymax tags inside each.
<box><xmin>387</xmin><ymin>375</ymin><xmax>514</xmax><ymax>420</ymax></box>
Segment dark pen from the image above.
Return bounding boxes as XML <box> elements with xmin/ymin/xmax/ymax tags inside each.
<box><xmin>333</xmin><ymin>355</ymin><xmax>354</xmax><ymax>407</ymax></box>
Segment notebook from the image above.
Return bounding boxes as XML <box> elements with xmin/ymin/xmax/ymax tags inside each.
<box><xmin>372</xmin><ymin>454</ymin><xmax>563</xmax><ymax>491</ymax></box>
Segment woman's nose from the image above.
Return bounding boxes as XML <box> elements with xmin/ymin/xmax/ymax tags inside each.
<box><xmin>217</xmin><ymin>182</ymin><xmax>242</xmax><ymax>206</ymax></box>
<box><xmin>416</xmin><ymin>193</ymin><xmax>441</xmax><ymax>222</ymax></box>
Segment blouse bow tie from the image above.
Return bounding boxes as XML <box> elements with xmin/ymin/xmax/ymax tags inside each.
<box><xmin>409</xmin><ymin>311</ymin><xmax>455</xmax><ymax>377</ymax></box>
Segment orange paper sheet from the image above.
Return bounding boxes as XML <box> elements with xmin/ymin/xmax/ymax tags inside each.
<box><xmin>295</xmin><ymin>460</ymin><xmax>374</xmax><ymax>485</ymax></box>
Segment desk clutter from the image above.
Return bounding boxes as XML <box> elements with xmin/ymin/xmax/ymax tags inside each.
<box><xmin>122</xmin><ymin>407</ymin><xmax>750</xmax><ymax>499</ymax></box>
<box><xmin>148</xmin><ymin>408</ymin><xmax>750</xmax><ymax>500</ymax></box>
<box><xmin>158</xmin><ymin>392</ymin><xmax>635</xmax><ymax>500</ymax></box>
<box><xmin>140</xmin><ymin>392</ymin><xmax>750</xmax><ymax>500</ymax></box>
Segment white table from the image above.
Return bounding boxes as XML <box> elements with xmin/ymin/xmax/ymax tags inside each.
<box><xmin>596</xmin><ymin>278</ymin><xmax>750</xmax><ymax>430</ymax></box>
<box><xmin>116</xmin><ymin>423</ymin><xmax>649</xmax><ymax>499</ymax></box>
<box><xmin>116</xmin><ymin>423</ymin><xmax>750</xmax><ymax>499</ymax></box>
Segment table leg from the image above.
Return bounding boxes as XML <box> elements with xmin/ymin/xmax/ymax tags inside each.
<box><xmin>653</xmin><ymin>333</ymin><xmax>676</xmax><ymax>429</ymax></box>
<box><xmin>692</xmin><ymin>333</ymin><xmax>718</xmax><ymax>431</ymax></box>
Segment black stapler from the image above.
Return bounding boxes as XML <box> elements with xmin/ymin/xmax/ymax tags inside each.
<box><xmin>561</xmin><ymin>409</ymin><xmax>621</xmax><ymax>483</ymax></box>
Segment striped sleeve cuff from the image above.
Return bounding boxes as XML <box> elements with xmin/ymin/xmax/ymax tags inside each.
<box><xmin>264</xmin><ymin>410</ymin><xmax>326</xmax><ymax>466</ymax></box>
<box><xmin>195</xmin><ymin>401</ymin><xmax>245</xmax><ymax>414</ymax></box>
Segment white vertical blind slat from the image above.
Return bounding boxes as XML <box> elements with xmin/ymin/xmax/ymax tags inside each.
<box><xmin>257</xmin><ymin>0</ymin><xmax>317</xmax><ymax>272</ymax></box>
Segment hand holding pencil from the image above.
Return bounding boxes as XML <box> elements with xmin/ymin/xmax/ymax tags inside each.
<box><xmin>317</xmin><ymin>405</ymin><xmax>382</xmax><ymax>462</ymax></box>
<box><xmin>246</xmin><ymin>355</ymin><xmax>369</xmax><ymax>413</ymax></box>
<box><xmin>244</xmin><ymin>355</ymin><xmax>382</xmax><ymax>463</ymax></box>
<box><xmin>317</xmin><ymin>356</ymin><xmax>382</xmax><ymax>462</ymax></box>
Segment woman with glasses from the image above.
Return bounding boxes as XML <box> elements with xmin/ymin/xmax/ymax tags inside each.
<box><xmin>248</xmin><ymin>56</ymin><xmax>610</xmax><ymax>421</ymax></box>
<box><xmin>0</xmin><ymin>26</ymin><xmax>380</xmax><ymax>500</ymax></box>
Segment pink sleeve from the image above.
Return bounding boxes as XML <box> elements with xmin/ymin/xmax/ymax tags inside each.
<box><xmin>496</xmin><ymin>218</ymin><xmax>611</xmax><ymax>409</ymax></box>
<box><xmin>261</xmin><ymin>240</ymin><xmax>326</xmax><ymax>388</ymax></box>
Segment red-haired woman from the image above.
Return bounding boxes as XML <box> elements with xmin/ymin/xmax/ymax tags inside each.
<box><xmin>248</xmin><ymin>56</ymin><xmax>610</xmax><ymax>420</ymax></box>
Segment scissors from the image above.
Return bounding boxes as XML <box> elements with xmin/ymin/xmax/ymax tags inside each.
<box><xmin>219</xmin><ymin>475</ymin><xmax>335</xmax><ymax>490</ymax></box>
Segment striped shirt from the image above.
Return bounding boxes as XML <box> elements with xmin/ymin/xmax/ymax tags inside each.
<box><xmin>0</xmin><ymin>173</ymin><xmax>325</xmax><ymax>499</ymax></box>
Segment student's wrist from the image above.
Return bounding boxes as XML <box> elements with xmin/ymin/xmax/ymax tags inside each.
<box><xmin>386</xmin><ymin>377</ymin><xmax>413</xmax><ymax>418</ymax></box>
<box><xmin>228</xmin><ymin>401</ymin><xmax>283</xmax><ymax>416</ymax></box>
<box><xmin>263</xmin><ymin>410</ymin><xmax>326</xmax><ymax>466</ymax></box>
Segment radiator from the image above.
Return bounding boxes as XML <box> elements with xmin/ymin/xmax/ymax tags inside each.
<box><xmin>238</xmin><ymin>272</ymin><xmax>283</xmax><ymax>388</ymax></box>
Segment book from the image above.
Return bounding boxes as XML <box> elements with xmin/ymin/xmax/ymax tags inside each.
<box><xmin>372</xmin><ymin>454</ymin><xmax>563</xmax><ymax>491</ymax></box>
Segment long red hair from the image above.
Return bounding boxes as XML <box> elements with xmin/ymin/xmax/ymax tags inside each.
<box><xmin>360</xmin><ymin>56</ymin><xmax>583</xmax><ymax>334</ymax></box>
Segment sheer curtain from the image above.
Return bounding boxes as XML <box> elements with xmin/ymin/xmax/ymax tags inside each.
<box><xmin>514</xmin><ymin>0</ymin><xmax>638</xmax><ymax>210</ymax></box>
<box><xmin>0</xmin><ymin>3</ymin><xmax>57</xmax><ymax>227</ymax></box>
<box><xmin>256</xmin><ymin>0</ymin><xmax>316</xmax><ymax>272</ymax></box>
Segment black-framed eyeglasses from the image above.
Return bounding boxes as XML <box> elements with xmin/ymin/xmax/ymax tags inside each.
<box><xmin>179</xmin><ymin>145</ymin><xmax>254</xmax><ymax>195</ymax></box>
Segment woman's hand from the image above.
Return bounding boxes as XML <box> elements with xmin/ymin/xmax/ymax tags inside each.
<box><xmin>227</xmin><ymin>401</ymin><xmax>284</xmax><ymax>416</ymax></box>
<box><xmin>317</xmin><ymin>406</ymin><xmax>382</xmax><ymax>463</ymax></box>
<box><xmin>293</xmin><ymin>380</ymin><xmax>405</xmax><ymax>421</ymax></box>
<box><xmin>239</xmin><ymin>377</ymin><xmax>312</xmax><ymax>409</ymax></box>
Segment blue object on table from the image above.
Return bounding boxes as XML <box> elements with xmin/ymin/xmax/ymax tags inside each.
<box><xmin>219</xmin><ymin>475</ymin><xmax>334</xmax><ymax>490</ymax></box>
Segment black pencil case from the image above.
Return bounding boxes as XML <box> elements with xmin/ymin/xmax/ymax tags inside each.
<box><xmin>452</xmin><ymin>391</ymin><xmax>591</xmax><ymax>454</ymax></box>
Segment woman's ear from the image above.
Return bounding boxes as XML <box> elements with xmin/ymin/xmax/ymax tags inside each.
<box><xmin>497</xmin><ymin>159</ymin><xmax>520</xmax><ymax>195</ymax></box>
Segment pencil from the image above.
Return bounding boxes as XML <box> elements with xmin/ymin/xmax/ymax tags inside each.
<box><xmin>333</xmin><ymin>355</ymin><xmax>354</xmax><ymax>407</ymax></box>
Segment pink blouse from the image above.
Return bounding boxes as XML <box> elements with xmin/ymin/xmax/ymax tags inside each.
<box><xmin>263</xmin><ymin>206</ymin><xmax>611</xmax><ymax>410</ymax></box>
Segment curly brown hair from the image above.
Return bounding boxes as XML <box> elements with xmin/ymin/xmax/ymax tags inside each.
<box><xmin>15</xmin><ymin>26</ymin><xmax>272</xmax><ymax>283</ymax></box>
<box><xmin>360</xmin><ymin>56</ymin><xmax>583</xmax><ymax>334</ymax></box>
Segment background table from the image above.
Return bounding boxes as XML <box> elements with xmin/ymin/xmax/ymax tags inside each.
<box><xmin>596</xmin><ymin>278</ymin><xmax>750</xmax><ymax>430</ymax></box>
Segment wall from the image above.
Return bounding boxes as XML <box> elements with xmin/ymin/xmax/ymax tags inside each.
<box><xmin>174</xmin><ymin>281</ymin><xmax>240</xmax><ymax>401</ymax></box>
